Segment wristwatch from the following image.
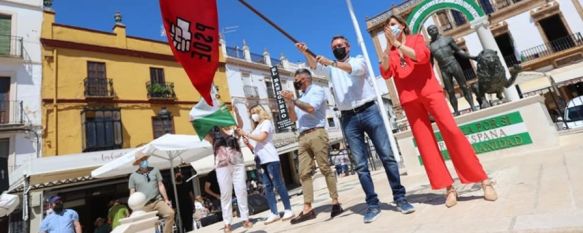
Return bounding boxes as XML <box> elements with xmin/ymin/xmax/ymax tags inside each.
<box><xmin>331</xmin><ymin>60</ymin><xmax>338</xmax><ymax>67</ymax></box>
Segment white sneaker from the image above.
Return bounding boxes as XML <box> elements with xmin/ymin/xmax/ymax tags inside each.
<box><xmin>281</xmin><ymin>210</ymin><xmax>295</xmax><ymax>221</ymax></box>
<box><xmin>264</xmin><ymin>214</ymin><xmax>280</xmax><ymax>225</ymax></box>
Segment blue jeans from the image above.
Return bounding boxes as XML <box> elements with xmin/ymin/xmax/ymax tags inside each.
<box><xmin>261</xmin><ymin>161</ymin><xmax>292</xmax><ymax>215</ymax></box>
<box><xmin>340</xmin><ymin>104</ymin><xmax>406</xmax><ymax>209</ymax></box>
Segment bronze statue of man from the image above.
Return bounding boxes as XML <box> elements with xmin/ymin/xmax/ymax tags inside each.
<box><xmin>427</xmin><ymin>25</ymin><xmax>477</xmax><ymax>115</ymax></box>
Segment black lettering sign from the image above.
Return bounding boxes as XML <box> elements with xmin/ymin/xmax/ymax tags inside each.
<box><xmin>270</xmin><ymin>66</ymin><xmax>293</xmax><ymax>129</ymax></box>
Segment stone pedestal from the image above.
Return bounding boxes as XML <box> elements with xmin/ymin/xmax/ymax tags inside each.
<box><xmin>396</xmin><ymin>96</ymin><xmax>559</xmax><ymax>176</ymax></box>
<box><xmin>111</xmin><ymin>192</ymin><xmax>159</xmax><ymax>233</ymax></box>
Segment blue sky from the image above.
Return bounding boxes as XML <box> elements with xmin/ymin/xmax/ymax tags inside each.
<box><xmin>53</xmin><ymin>0</ymin><xmax>398</xmax><ymax>75</ymax></box>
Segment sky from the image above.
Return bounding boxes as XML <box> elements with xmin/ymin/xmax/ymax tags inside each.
<box><xmin>52</xmin><ymin>0</ymin><xmax>399</xmax><ymax>76</ymax></box>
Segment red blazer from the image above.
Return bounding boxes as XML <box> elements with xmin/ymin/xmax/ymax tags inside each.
<box><xmin>380</xmin><ymin>34</ymin><xmax>442</xmax><ymax>105</ymax></box>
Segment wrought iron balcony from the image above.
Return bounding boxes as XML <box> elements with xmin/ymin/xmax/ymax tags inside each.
<box><xmin>243</xmin><ymin>85</ymin><xmax>259</xmax><ymax>99</ymax></box>
<box><xmin>250</xmin><ymin>52</ymin><xmax>266</xmax><ymax>64</ymax></box>
<box><xmin>84</xmin><ymin>78</ymin><xmax>114</xmax><ymax>98</ymax></box>
<box><xmin>146</xmin><ymin>81</ymin><xmax>176</xmax><ymax>100</ymax></box>
<box><xmin>520</xmin><ymin>32</ymin><xmax>583</xmax><ymax>63</ymax></box>
<box><xmin>0</xmin><ymin>35</ymin><xmax>23</xmax><ymax>58</ymax></box>
<box><xmin>504</xmin><ymin>54</ymin><xmax>521</xmax><ymax>67</ymax></box>
<box><xmin>463</xmin><ymin>68</ymin><xmax>477</xmax><ymax>81</ymax></box>
<box><xmin>0</xmin><ymin>100</ymin><xmax>24</xmax><ymax>126</ymax></box>
<box><xmin>226</xmin><ymin>47</ymin><xmax>245</xmax><ymax>60</ymax></box>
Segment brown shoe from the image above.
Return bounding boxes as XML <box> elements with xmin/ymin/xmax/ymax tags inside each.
<box><xmin>445</xmin><ymin>189</ymin><xmax>458</xmax><ymax>208</ymax></box>
<box><xmin>330</xmin><ymin>204</ymin><xmax>344</xmax><ymax>218</ymax></box>
<box><xmin>482</xmin><ymin>182</ymin><xmax>498</xmax><ymax>201</ymax></box>
<box><xmin>290</xmin><ymin>210</ymin><xmax>316</xmax><ymax>225</ymax></box>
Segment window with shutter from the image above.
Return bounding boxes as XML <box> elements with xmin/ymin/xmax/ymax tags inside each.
<box><xmin>0</xmin><ymin>15</ymin><xmax>12</xmax><ymax>56</ymax></box>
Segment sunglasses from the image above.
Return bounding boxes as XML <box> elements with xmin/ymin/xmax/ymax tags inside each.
<box><xmin>144</xmin><ymin>172</ymin><xmax>151</xmax><ymax>182</ymax></box>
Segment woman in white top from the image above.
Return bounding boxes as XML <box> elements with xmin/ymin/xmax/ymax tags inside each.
<box><xmin>237</xmin><ymin>105</ymin><xmax>294</xmax><ymax>225</ymax></box>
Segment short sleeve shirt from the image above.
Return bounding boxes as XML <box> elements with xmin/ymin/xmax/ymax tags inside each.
<box><xmin>128</xmin><ymin>167</ymin><xmax>162</xmax><ymax>201</ymax></box>
<box><xmin>250</xmin><ymin>120</ymin><xmax>279</xmax><ymax>164</ymax></box>
<box><xmin>40</xmin><ymin>209</ymin><xmax>79</xmax><ymax>233</ymax></box>
<box><xmin>108</xmin><ymin>204</ymin><xmax>129</xmax><ymax>229</ymax></box>
<box><xmin>317</xmin><ymin>55</ymin><xmax>376</xmax><ymax>110</ymax></box>
<box><xmin>294</xmin><ymin>84</ymin><xmax>327</xmax><ymax>133</ymax></box>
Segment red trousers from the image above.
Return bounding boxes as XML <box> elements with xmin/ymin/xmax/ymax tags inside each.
<box><xmin>402</xmin><ymin>92</ymin><xmax>487</xmax><ymax>189</ymax></box>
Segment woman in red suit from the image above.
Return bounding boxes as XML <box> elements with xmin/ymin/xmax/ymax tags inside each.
<box><xmin>379</xmin><ymin>16</ymin><xmax>497</xmax><ymax>207</ymax></box>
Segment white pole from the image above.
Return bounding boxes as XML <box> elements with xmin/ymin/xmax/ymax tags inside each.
<box><xmin>345</xmin><ymin>0</ymin><xmax>401</xmax><ymax>162</ymax></box>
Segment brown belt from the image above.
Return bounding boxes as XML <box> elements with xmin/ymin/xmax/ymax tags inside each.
<box><xmin>299</xmin><ymin>127</ymin><xmax>325</xmax><ymax>138</ymax></box>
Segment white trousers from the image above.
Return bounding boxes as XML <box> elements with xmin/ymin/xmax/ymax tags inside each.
<box><xmin>216</xmin><ymin>164</ymin><xmax>249</xmax><ymax>225</ymax></box>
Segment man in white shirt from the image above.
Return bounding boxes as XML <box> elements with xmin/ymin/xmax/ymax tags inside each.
<box><xmin>295</xmin><ymin>36</ymin><xmax>414</xmax><ymax>224</ymax></box>
<box><xmin>282</xmin><ymin>68</ymin><xmax>343</xmax><ymax>224</ymax></box>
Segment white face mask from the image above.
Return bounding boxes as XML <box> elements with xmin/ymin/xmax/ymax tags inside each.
<box><xmin>251</xmin><ymin>114</ymin><xmax>260</xmax><ymax>122</ymax></box>
<box><xmin>391</xmin><ymin>25</ymin><xmax>402</xmax><ymax>37</ymax></box>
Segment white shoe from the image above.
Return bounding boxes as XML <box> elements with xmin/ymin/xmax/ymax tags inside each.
<box><xmin>281</xmin><ymin>210</ymin><xmax>295</xmax><ymax>221</ymax></box>
<box><xmin>264</xmin><ymin>214</ymin><xmax>280</xmax><ymax>225</ymax></box>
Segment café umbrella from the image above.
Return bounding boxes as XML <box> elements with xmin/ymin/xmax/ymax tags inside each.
<box><xmin>91</xmin><ymin>134</ymin><xmax>212</xmax><ymax>233</ymax></box>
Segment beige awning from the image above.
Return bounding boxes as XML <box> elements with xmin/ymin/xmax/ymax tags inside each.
<box><xmin>548</xmin><ymin>62</ymin><xmax>583</xmax><ymax>85</ymax></box>
<box><xmin>516</xmin><ymin>71</ymin><xmax>552</xmax><ymax>95</ymax></box>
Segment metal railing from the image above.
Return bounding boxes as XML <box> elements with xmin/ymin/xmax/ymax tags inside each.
<box><xmin>520</xmin><ymin>32</ymin><xmax>583</xmax><ymax>63</ymax></box>
<box><xmin>463</xmin><ymin>68</ymin><xmax>477</xmax><ymax>81</ymax></box>
<box><xmin>243</xmin><ymin>85</ymin><xmax>259</xmax><ymax>98</ymax></box>
<box><xmin>0</xmin><ymin>100</ymin><xmax>24</xmax><ymax>125</ymax></box>
<box><xmin>0</xmin><ymin>35</ymin><xmax>23</xmax><ymax>58</ymax></box>
<box><xmin>504</xmin><ymin>54</ymin><xmax>521</xmax><ymax>67</ymax></box>
<box><xmin>250</xmin><ymin>52</ymin><xmax>265</xmax><ymax>64</ymax></box>
<box><xmin>84</xmin><ymin>78</ymin><xmax>114</xmax><ymax>98</ymax></box>
<box><xmin>270</xmin><ymin>58</ymin><xmax>281</xmax><ymax>67</ymax></box>
<box><xmin>495</xmin><ymin>0</ymin><xmax>523</xmax><ymax>10</ymax></box>
<box><xmin>146</xmin><ymin>81</ymin><xmax>176</xmax><ymax>100</ymax></box>
<box><xmin>226</xmin><ymin>47</ymin><xmax>245</xmax><ymax>60</ymax></box>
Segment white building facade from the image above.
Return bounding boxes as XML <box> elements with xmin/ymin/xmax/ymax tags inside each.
<box><xmin>0</xmin><ymin>0</ymin><xmax>43</xmax><ymax>194</ymax></box>
<box><xmin>221</xmin><ymin>40</ymin><xmax>341</xmax><ymax>135</ymax></box>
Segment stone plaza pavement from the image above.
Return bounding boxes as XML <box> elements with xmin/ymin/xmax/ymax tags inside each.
<box><xmin>192</xmin><ymin>130</ymin><xmax>583</xmax><ymax>233</ymax></box>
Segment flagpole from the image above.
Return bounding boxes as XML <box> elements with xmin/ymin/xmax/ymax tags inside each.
<box><xmin>344</xmin><ymin>0</ymin><xmax>401</xmax><ymax>162</ymax></box>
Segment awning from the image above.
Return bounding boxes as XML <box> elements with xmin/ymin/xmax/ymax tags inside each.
<box><xmin>548</xmin><ymin>62</ymin><xmax>583</xmax><ymax>85</ymax></box>
<box><xmin>8</xmin><ymin>148</ymin><xmax>133</xmax><ymax>192</ymax></box>
<box><xmin>516</xmin><ymin>71</ymin><xmax>552</xmax><ymax>95</ymax></box>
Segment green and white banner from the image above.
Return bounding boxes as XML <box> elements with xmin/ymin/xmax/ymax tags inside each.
<box><xmin>413</xmin><ymin>111</ymin><xmax>533</xmax><ymax>165</ymax></box>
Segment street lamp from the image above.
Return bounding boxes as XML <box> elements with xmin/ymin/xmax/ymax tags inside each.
<box><xmin>158</xmin><ymin>107</ymin><xmax>171</xmax><ymax>134</ymax></box>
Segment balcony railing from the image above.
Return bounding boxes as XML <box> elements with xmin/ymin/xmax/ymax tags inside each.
<box><xmin>494</xmin><ymin>0</ymin><xmax>523</xmax><ymax>10</ymax></box>
<box><xmin>0</xmin><ymin>35</ymin><xmax>23</xmax><ymax>58</ymax></box>
<box><xmin>226</xmin><ymin>47</ymin><xmax>245</xmax><ymax>60</ymax></box>
<box><xmin>243</xmin><ymin>85</ymin><xmax>259</xmax><ymax>98</ymax></box>
<box><xmin>463</xmin><ymin>68</ymin><xmax>477</xmax><ymax>81</ymax></box>
<box><xmin>520</xmin><ymin>32</ymin><xmax>583</xmax><ymax>63</ymax></box>
<box><xmin>0</xmin><ymin>100</ymin><xmax>24</xmax><ymax>125</ymax></box>
<box><xmin>146</xmin><ymin>81</ymin><xmax>176</xmax><ymax>100</ymax></box>
<box><xmin>250</xmin><ymin>52</ymin><xmax>265</xmax><ymax>64</ymax></box>
<box><xmin>504</xmin><ymin>54</ymin><xmax>521</xmax><ymax>67</ymax></box>
<box><xmin>84</xmin><ymin>78</ymin><xmax>114</xmax><ymax>98</ymax></box>
<box><xmin>270</xmin><ymin>58</ymin><xmax>281</xmax><ymax>67</ymax></box>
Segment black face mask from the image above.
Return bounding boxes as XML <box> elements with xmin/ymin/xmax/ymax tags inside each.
<box><xmin>53</xmin><ymin>203</ymin><xmax>64</xmax><ymax>213</ymax></box>
<box><xmin>333</xmin><ymin>47</ymin><xmax>348</xmax><ymax>61</ymax></box>
<box><xmin>176</xmin><ymin>176</ymin><xmax>183</xmax><ymax>183</ymax></box>
<box><xmin>293</xmin><ymin>80</ymin><xmax>303</xmax><ymax>90</ymax></box>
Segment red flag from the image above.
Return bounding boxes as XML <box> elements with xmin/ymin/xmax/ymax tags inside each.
<box><xmin>159</xmin><ymin>0</ymin><xmax>219</xmax><ymax>105</ymax></box>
